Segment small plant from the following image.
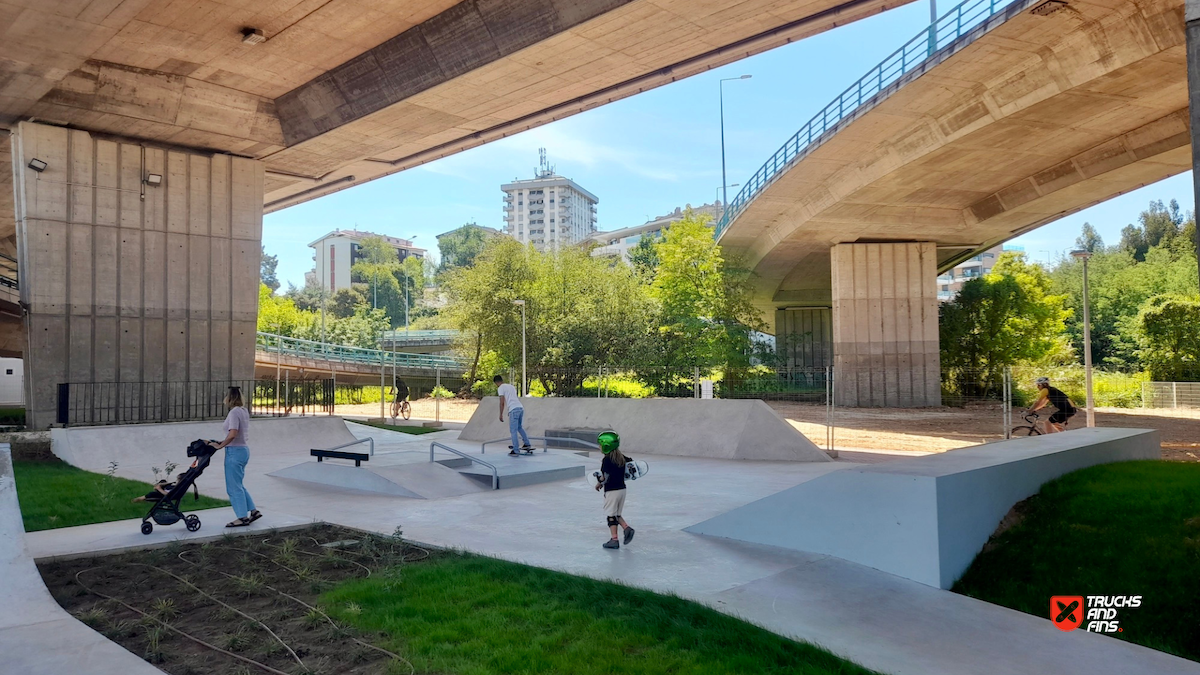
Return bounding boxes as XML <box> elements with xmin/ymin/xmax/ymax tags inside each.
<box><xmin>75</xmin><ymin>606</ymin><xmax>109</xmax><ymax>627</ymax></box>
<box><xmin>230</xmin><ymin>573</ymin><xmax>265</xmax><ymax>597</ymax></box>
<box><xmin>303</xmin><ymin>607</ymin><xmax>326</xmax><ymax>628</ymax></box>
<box><xmin>150</xmin><ymin>597</ymin><xmax>179</xmax><ymax>621</ymax></box>
<box><xmin>430</xmin><ymin>385</ymin><xmax>454</xmax><ymax>399</ymax></box>
<box><xmin>97</xmin><ymin>461</ymin><xmax>121</xmax><ymax>506</ymax></box>
<box><xmin>279</xmin><ymin>538</ymin><xmax>299</xmax><ymax>555</ymax></box>
<box><xmin>343</xmin><ymin>602</ymin><xmax>362</xmax><ymax>616</ymax></box>
<box><xmin>293</xmin><ymin>564</ymin><xmax>316</xmax><ymax>582</ymax></box>
<box><xmin>224</xmin><ymin>627</ymin><xmax>252</xmax><ymax>652</ymax></box>
<box><xmin>143</xmin><ymin>625</ymin><xmax>165</xmax><ymax>663</ymax></box>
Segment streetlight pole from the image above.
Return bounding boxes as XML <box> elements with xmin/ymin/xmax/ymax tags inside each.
<box><xmin>1071</xmin><ymin>249</ymin><xmax>1096</xmax><ymax>427</ymax></box>
<box><xmin>513</xmin><ymin>299</ymin><xmax>526</xmax><ymax>397</ymax></box>
<box><xmin>716</xmin><ymin>183</ymin><xmax>739</xmax><ymax>210</ymax></box>
<box><xmin>719</xmin><ymin>75</ymin><xmax>752</xmax><ymax>209</ymax></box>
<box><xmin>404</xmin><ymin>235</ymin><xmax>417</xmax><ymax>332</ymax></box>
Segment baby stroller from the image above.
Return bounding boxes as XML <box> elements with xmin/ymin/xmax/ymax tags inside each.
<box><xmin>140</xmin><ymin>439</ymin><xmax>218</xmax><ymax>535</ymax></box>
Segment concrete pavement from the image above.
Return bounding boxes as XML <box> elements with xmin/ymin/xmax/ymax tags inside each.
<box><xmin>16</xmin><ymin>422</ymin><xmax>1200</xmax><ymax>675</ymax></box>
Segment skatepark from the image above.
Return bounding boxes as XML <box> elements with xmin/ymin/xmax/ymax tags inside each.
<box><xmin>3</xmin><ymin>399</ymin><xmax>1196</xmax><ymax>675</ymax></box>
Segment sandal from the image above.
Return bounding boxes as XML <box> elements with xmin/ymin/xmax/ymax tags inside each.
<box><xmin>226</xmin><ymin>517</ymin><xmax>251</xmax><ymax>528</ymax></box>
<box><xmin>248</xmin><ymin>510</ymin><xmax>263</xmax><ymax>523</ymax></box>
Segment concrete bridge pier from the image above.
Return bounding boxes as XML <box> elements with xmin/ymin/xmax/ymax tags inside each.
<box><xmin>830</xmin><ymin>242</ymin><xmax>941</xmax><ymax>407</ymax></box>
<box><xmin>1188</xmin><ymin>0</ymin><xmax>1200</xmax><ymax>289</ymax></box>
<box><xmin>11</xmin><ymin>121</ymin><xmax>263</xmax><ymax>429</ymax></box>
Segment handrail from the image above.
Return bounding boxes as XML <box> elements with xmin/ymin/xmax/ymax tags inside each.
<box><xmin>430</xmin><ymin>442</ymin><xmax>500</xmax><ymax>490</ymax></box>
<box><xmin>315</xmin><ymin>436</ymin><xmax>374</xmax><ymax>457</ymax></box>
<box><xmin>256</xmin><ymin>331</ymin><xmax>466</xmax><ymax>370</ymax></box>
<box><xmin>714</xmin><ymin>0</ymin><xmax>1022</xmax><ymax>239</ymax></box>
<box><xmin>480</xmin><ymin>436</ymin><xmax>601</xmax><ymax>454</ymax></box>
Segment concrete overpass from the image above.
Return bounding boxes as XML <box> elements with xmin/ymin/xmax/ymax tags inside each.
<box><xmin>255</xmin><ymin>332</ymin><xmax>466</xmax><ymax>387</ymax></box>
<box><xmin>3</xmin><ymin>0</ymin><xmax>920</xmax><ymax>428</ymax></box>
<box><xmin>717</xmin><ymin>0</ymin><xmax>1191</xmax><ymax>406</ymax></box>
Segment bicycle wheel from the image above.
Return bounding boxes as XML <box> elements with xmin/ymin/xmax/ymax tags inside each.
<box><xmin>390</xmin><ymin>401</ymin><xmax>400</xmax><ymax>418</ymax></box>
<box><xmin>1010</xmin><ymin>425</ymin><xmax>1040</xmax><ymax>437</ymax></box>
<box><xmin>401</xmin><ymin>401</ymin><xmax>411</xmax><ymax>421</ymax></box>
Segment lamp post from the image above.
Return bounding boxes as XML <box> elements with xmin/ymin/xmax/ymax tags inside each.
<box><xmin>1070</xmin><ymin>249</ymin><xmax>1096</xmax><ymax>428</ymax></box>
<box><xmin>716</xmin><ymin>183</ymin><xmax>739</xmax><ymax>211</ymax></box>
<box><xmin>513</xmin><ymin>299</ymin><xmax>526</xmax><ymax>397</ymax></box>
<box><xmin>720</xmin><ymin>75</ymin><xmax>752</xmax><ymax>209</ymax></box>
<box><xmin>403</xmin><ymin>235</ymin><xmax>418</xmax><ymax>332</ymax></box>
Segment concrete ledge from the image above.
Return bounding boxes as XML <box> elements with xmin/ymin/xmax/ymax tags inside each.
<box><xmin>462</xmin><ymin>398</ymin><xmax>830</xmax><ymax>462</ymax></box>
<box><xmin>687</xmin><ymin>428</ymin><xmax>1160</xmax><ymax>588</ymax></box>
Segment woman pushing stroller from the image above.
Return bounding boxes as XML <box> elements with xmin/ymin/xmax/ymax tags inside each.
<box><xmin>209</xmin><ymin>386</ymin><xmax>263</xmax><ymax>528</ymax></box>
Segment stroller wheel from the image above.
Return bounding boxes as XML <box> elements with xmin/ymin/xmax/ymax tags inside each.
<box><xmin>185</xmin><ymin>515</ymin><xmax>201</xmax><ymax>532</ymax></box>
<box><xmin>141</xmin><ymin>521</ymin><xmax>153</xmax><ymax>535</ymax></box>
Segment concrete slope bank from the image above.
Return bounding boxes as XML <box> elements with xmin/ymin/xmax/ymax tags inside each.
<box><xmin>0</xmin><ymin>445</ymin><xmax>162</xmax><ymax>674</ymax></box>
<box><xmin>461</xmin><ymin>397</ymin><xmax>830</xmax><ymax>461</ymax></box>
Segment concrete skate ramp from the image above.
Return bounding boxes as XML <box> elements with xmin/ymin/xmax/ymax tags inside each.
<box><xmin>687</xmin><ymin>428</ymin><xmax>1160</xmax><ymax>589</ymax></box>
<box><xmin>0</xmin><ymin>445</ymin><xmax>163</xmax><ymax>674</ymax></box>
<box><xmin>269</xmin><ymin>461</ymin><xmax>486</xmax><ymax>499</ymax></box>
<box><xmin>51</xmin><ymin>416</ymin><xmax>358</xmax><ymax>483</ymax></box>
<box><xmin>462</xmin><ymin>398</ymin><xmax>829</xmax><ymax>462</ymax></box>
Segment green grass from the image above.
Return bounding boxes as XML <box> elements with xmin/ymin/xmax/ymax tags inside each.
<box><xmin>13</xmin><ymin>460</ymin><xmax>230</xmax><ymax>532</ymax></box>
<box><xmin>954</xmin><ymin>461</ymin><xmax>1200</xmax><ymax>660</ymax></box>
<box><xmin>323</xmin><ymin>554</ymin><xmax>879</xmax><ymax>675</ymax></box>
<box><xmin>347</xmin><ymin>419</ymin><xmax>442</xmax><ymax>434</ymax></box>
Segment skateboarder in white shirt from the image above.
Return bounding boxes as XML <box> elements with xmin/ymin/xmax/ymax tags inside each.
<box><xmin>495</xmin><ymin>375</ymin><xmax>532</xmax><ymax>455</ymax></box>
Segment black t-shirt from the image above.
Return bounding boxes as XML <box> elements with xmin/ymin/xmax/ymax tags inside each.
<box><xmin>393</xmin><ymin>380</ymin><xmax>409</xmax><ymax>398</ymax></box>
<box><xmin>1046</xmin><ymin>386</ymin><xmax>1075</xmax><ymax>414</ymax></box>
<box><xmin>601</xmin><ymin>455</ymin><xmax>628</xmax><ymax>492</ymax></box>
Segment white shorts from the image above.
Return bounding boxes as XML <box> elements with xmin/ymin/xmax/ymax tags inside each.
<box><xmin>603</xmin><ymin>488</ymin><xmax>626</xmax><ymax>517</ymax></box>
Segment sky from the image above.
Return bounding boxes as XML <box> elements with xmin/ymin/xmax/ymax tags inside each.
<box><xmin>263</xmin><ymin>1</ymin><xmax>1195</xmax><ymax>289</ymax></box>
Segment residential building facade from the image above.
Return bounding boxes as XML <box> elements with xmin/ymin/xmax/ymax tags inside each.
<box><xmin>936</xmin><ymin>244</ymin><xmax>1020</xmax><ymax>301</ymax></box>
<box><xmin>586</xmin><ymin>202</ymin><xmax>722</xmax><ymax>261</ymax></box>
<box><xmin>307</xmin><ymin>229</ymin><xmax>425</xmax><ymax>293</ymax></box>
<box><xmin>502</xmin><ymin>161</ymin><xmax>598</xmax><ymax>251</ymax></box>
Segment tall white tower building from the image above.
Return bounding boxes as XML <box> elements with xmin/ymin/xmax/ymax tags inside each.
<box><xmin>502</xmin><ymin>149</ymin><xmax>598</xmax><ymax>251</ymax></box>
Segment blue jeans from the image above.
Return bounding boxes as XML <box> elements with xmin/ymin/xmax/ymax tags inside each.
<box><xmin>509</xmin><ymin>408</ymin><xmax>530</xmax><ymax>450</ymax></box>
<box><xmin>224</xmin><ymin>445</ymin><xmax>256</xmax><ymax>519</ymax></box>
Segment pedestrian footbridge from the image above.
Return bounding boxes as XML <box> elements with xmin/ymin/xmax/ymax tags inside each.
<box><xmin>717</xmin><ymin>0</ymin><xmax>1187</xmax><ymax>406</ymax></box>
<box><xmin>255</xmin><ymin>332</ymin><xmax>466</xmax><ymax>385</ymax></box>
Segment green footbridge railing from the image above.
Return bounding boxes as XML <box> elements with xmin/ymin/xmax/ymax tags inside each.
<box><xmin>714</xmin><ymin>0</ymin><xmax>1024</xmax><ymax>239</ymax></box>
<box><xmin>257</xmin><ymin>332</ymin><xmax>467</xmax><ymax>371</ymax></box>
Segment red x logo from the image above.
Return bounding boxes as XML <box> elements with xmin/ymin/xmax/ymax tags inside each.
<box><xmin>1051</xmin><ymin>596</ymin><xmax>1084</xmax><ymax>631</ymax></box>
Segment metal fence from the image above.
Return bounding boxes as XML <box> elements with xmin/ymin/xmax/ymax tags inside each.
<box><xmin>256</xmin><ymin>332</ymin><xmax>466</xmax><ymax>371</ymax></box>
<box><xmin>714</xmin><ymin>0</ymin><xmax>1026</xmax><ymax>239</ymax></box>
<box><xmin>1142</xmin><ymin>382</ymin><xmax>1200</xmax><ymax>409</ymax></box>
<box><xmin>55</xmin><ymin>379</ymin><xmax>335</xmax><ymax>427</ymax></box>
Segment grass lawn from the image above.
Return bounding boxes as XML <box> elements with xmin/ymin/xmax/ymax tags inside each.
<box><xmin>347</xmin><ymin>418</ymin><xmax>442</xmax><ymax>434</ymax></box>
<box><xmin>13</xmin><ymin>460</ymin><xmax>230</xmax><ymax>532</ymax></box>
<box><xmin>954</xmin><ymin>460</ymin><xmax>1200</xmax><ymax>661</ymax></box>
<box><xmin>324</xmin><ymin>554</ymin><xmax>880</xmax><ymax>675</ymax></box>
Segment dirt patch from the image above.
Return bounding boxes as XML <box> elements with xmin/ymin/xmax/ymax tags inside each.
<box><xmin>769</xmin><ymin>402</ymin><xmax>1200</xmax><ymax>460</ymax></box>
<box><xmin>980</xmin><ymin>496</ymin><xmax>1035</xmax><ymax>554</ymax></box>
<box><xmin>335</xmin><ymin>397</ymin><xmax>479</xmax><ymax>423</ymax></box>
<box><xmin>1</xmin><ymin>430</ymin><xmax>52</xmax><ymax>461</ymax></box>
<box><xmin>39</xmin><ymin>524</ymin><xmax>432</xmax><ymax>674</ymax></box>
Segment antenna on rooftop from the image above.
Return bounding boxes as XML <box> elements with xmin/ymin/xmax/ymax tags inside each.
<box><xmin>536</xmin><ymin>147</ymin><xmax>554</xmax><ymax>178</ymax></box>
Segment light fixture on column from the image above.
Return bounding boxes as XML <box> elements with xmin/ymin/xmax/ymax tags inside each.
<box><xmin>242</xmin><ymin>28</ymin><xmax>266</xmax><ymax>45</ymax></box>
<box><xmin>27</xmin><ymin>158</ymin><xmax>47</xmax><ymax>173</ymax></box>
<box><xmin>144</xmin><ymin>173</ymin><xmax>162</xmax><ymax>186</ymax></box>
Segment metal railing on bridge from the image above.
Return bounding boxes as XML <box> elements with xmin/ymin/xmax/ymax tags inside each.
<box><xmin>379</xmin><ymin>329</ymin><xmax>460</xmax><ymax>346</ymax></box>
<box><xmin>256</xmin><ymin>332</ymin><xmax>466</xmax><ymax>371</ymax></box>
<box><xmin>714</xmin><ymin>0</ymin><xmax>1024</xmax><ymax>239</ymax></box>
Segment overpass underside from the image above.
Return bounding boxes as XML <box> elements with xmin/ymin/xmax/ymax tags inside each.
<box><xmin>720</xmin><ymin>0</ymin><xmax>1189</xmax><ymax>406</ymax></box>
<box><xmin>3</xmin><ymin>0</ymin><xmax>920</xmax><ymax>428</ymax></box>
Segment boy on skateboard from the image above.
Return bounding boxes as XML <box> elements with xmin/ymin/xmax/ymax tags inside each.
<box><xmin>496</xmin><ymin>375</ymin><xmax>532</xmax><ymax>455</ymax></box>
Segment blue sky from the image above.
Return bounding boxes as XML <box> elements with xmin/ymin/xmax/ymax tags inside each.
<box><xmin>263</xmin><ymin>1</ymin><xmax>1194</xmax><ymax>289</ymax></box>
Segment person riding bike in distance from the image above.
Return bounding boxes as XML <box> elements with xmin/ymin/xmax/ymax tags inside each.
<box><xmin>1026</xmin><ymin>377</ymin><xmax>1077</xmax><ymax>433</ymax></box>
<box><xmin>390</xmin><ymin>377</ymin><xmax>410</xmax><ymax>417</ymax></box>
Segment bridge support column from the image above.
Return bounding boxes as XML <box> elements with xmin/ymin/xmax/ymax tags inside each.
<box><xmin>1187</xmin><ymin>0</ymin><xmax>1200</xmax><ymax>291</ymax></box>
<box><xmin>11</xmin><ymin>122</ymin><xmax>263</xmax><ymax>428</ymax></box>
<box><xmin>830</xmin><ymin>242</ymin><xmax>940</xmax><ymax>407</ymax></box>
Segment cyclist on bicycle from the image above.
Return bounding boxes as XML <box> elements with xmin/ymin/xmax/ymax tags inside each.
<box><xmin>391</xmin><ymin>378</ymin><xmax>409</xmax><ymax>415</ymax></box>
<box><xmin>1026</xmin><ymin>377</ymin><xmax>1076</xmax><ymax>433</ymax></box>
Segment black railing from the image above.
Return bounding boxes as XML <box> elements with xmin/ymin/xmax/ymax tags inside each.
<box><xmin>55</xmin><ymin>379</ymin><xmax>335</xmax><ymax>427</ymax></box>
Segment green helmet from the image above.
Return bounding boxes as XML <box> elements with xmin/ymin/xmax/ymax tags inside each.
<box><xmin>597</xmin><ymin>431</ymin><xmax>620</xmax><ymax>454</ymax></box>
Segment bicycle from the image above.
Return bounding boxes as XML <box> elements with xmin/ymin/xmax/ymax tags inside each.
<box><xmin>1011</xmin><ymin>411</ymin><xmax>1069</xmax><ymax>437</ymax></box>
<box><xmin>390</xmin><ymin>397</ymin><xmax>411</xmax><ymax>421</ymax></box>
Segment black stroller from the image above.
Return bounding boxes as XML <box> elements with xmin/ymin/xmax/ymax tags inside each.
<box><xmin>140</xmin><ymin>439</ymin><xmax>219</xmax><ymax>535</ymax></box>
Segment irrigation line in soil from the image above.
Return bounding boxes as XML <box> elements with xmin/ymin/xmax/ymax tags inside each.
<box><xmin>74</xmin><ymin>567</ymin><xmax>293</xmax><ymax>675</ymax></box>
<box><xmin>179</xmin><ymin>543</ymin><xmax>416</xmax><ymax>675</ymax></box>
<box><xmin>130</xmin><ymin>563</ymin><xmax>304</xmax><ymax>668</ymax></box>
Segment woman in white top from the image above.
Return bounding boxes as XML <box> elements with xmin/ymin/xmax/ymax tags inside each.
<box><xmin>209</xmin><ymin>386</ymin><xmax>261</xmax><ymax>527</ymax></box>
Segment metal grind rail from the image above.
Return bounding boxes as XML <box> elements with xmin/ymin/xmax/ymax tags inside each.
<box><xmin>314</xmin><ymin>436</ymin><xmax>375</xmax><ymax>457</ymax></box>
<box><xmin>480</xmin><ymin>436</ymin><xmax>601</xmax><ymax>454</ymax></box>
<box><xmin>714</xmin><ymin>0</ymin><xmax>1025</xmax><ymax>239</ymax></box>
<box><xmin>429</xmin><ymin>442</ymin><xmax>500</xmax><ymax>490</ymax></box>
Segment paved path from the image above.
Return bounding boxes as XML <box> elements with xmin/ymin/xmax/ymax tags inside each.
<box><xmin>17</xmin><ymin>424</ymin><xmax>1200</xmax><ymax>675</ymax></box>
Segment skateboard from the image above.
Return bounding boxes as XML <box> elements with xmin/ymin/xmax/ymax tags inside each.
<box><xmin>590</xmin><ymin>460</ymin><xmax>650</xmax><ymax>488</ymax></box>
<box><xmin>508</xmin><ymin>445</ymin><xmax>535</xmax><ymax>456</ymax></box>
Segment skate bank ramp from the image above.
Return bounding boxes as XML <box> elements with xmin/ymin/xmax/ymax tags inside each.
<box><xmin>0</xmin><ymin>445</ymin><xmax>163</xmax><ymax>674</ymax></box>
<box><xmin>462</xmin><ymin>398</ymin><xmax>830</xmax><ymax>462</ymax></box>
<box><xmin>687</xmin><ymin>428</ymin><xmax>1159</xmax><ymax>588</ymax></box>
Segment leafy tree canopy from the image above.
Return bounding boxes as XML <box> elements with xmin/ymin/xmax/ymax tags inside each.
<box><xmin>437</xmin><ymin>224</ymin><xmax>493</xmax><ymax>274</ymax></box>
<box><xmin>260</xmin><ymin>246</ymin><xmax>280</xmax><ymax>292</ymax></box>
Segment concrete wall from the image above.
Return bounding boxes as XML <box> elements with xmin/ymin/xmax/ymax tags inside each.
<box><xmin>831</xmin><ymin>242</ymin><xmax>940</xmax><ymax>407</ymax></box>
<box><xmin>687</xmin><ymin>428</ymin><xmax>1160</xmax><ymax>588</ymax></box>
<box><xmin>11</xmin><ymin>122</ymin><xmax>263</xmax><ymax>429</ymax></box>
<box><xmin>460</xmin><ymin>397</ymin><xmax>831</xmax><ymax>462</ymax></box>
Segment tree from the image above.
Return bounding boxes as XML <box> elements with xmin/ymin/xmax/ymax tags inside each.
<box><xmin>940</xmin><ymin>252</ymin><xmax>1071</xmax><ymax>392</ymax></box>
<box><xmin>1119</xmin><ymin>199</ymin><xmax>1184</xmax><ymax>261</ymax></box>
<box><xmin>330</xmin><ymin>286</ymin><xmax>367</xmax><ymax>319</ymax></box>
<box><xmin>1136</xmin><ymin>294</ymin><xmax>1200</xmax><ymax>381</ymax></box>
<box><xmin>284</xmin><ymin>280</ymin><xmax>324</xmax><ymax>313</ymax></box>
<box><xmin>357</xmin><ymin>236</ymin><xmax>399</xmax><ymax>265</ymax></box>
<box><xmin>437</xmin><ymin>224</ymin><xmax>492</xmax><ymax>274</ymax></box>
<box><xmin>627</xmin><ymin>234</ymin><xmax>660</xmax><ymax>281</ymax></box>
<box><xmin>1075</xmin><ymin>223</ymin><xmax>1103</xmax><ymax>253</ymax></box>
<box><xmin>260</xmin><ymin>246</ymin><xmax>280</xmax><ymax>292</ymax></box>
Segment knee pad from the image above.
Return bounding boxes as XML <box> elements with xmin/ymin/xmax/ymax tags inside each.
<box><xmin>607</xmin><ymin>516</ymin><xmax>619</xmax><ymax>527</ymax></box>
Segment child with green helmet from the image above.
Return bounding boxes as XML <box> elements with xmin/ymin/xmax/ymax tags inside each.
<box><xmin>595</xmin><ymin>430</ymin><xmax>635</xmax><ymax>549</ymax></box>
